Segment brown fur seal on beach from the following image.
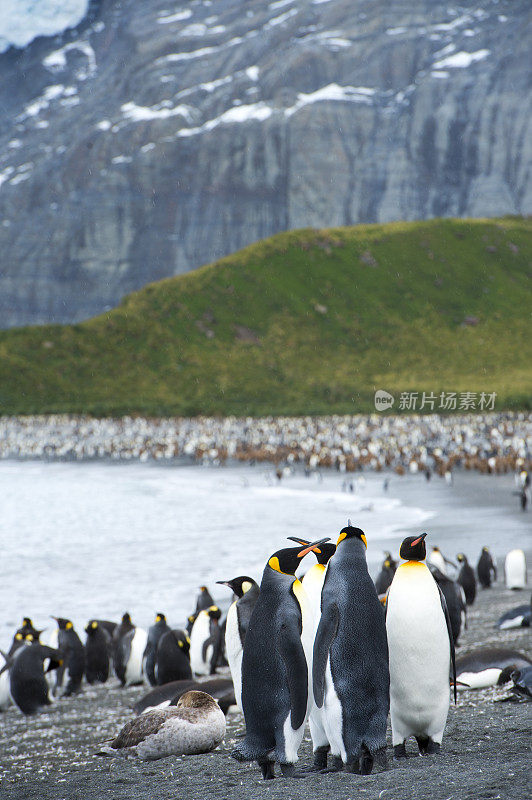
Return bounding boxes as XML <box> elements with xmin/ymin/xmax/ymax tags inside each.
<box><xmin>97</xmin><ymin>691</ymin><xmax>225</xmax><ymax>760</ymax></box>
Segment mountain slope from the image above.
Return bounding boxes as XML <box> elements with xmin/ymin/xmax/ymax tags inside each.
<box><xmin>0</xmin><ymin>0</ymin><xmax>531</xmax><ymax>326</ymax></box>
<box><xmin>0</xmin><ymin>217</ymin><xmax>530</xmax><ymax>416</ymax></box>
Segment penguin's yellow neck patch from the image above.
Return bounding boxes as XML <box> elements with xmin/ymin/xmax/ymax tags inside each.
<box><xmin>400</xmin><ymin>560</ymin><xmax>426</xmax><ymax>569</ymax></box>
<box><xmin>291</xmin><ymin>578</ymin><xmax>306</xmax><ymax>608</ymax></box>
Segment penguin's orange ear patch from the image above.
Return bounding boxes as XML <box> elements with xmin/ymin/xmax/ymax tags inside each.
<box><xmin>66</xmin><ymin>621</ymin><xmax>73</xmax><ymax>630</ymax></box>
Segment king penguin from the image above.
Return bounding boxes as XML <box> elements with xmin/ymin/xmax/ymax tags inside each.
<box><xmin>504</xmin><ymin>549</ymin><xmax>527</xmax><ymax>590</ymax></box>
<box><xmin>288</xmin><ymin>537</ymin><xmax>337</xmax><ymax>771</ymax></box>
<box><xmin>85</xmin><ymin>621</ymin><xmax>110</xmax><ymax>684</ymax></box>
<box><xmin>313</xmin><ymin>523</ymin><xmax>389</xmax><ymax>774</ymax></box>
<box><xmin>428</xmin><ymin>546</ymin><xmax>456</xmax><ymax>577</ymax></box>
<box><xmin>386</xmin><ymin>533</ymin><xmax>456</xmax><ymax>757</ymax></box>
<box><xmin>144</xmin><ymin>613</ymin><xmax>171</xmax><ymax>686</ymax></box>
<box><xmin>114</xmin><ymin>615</ymin><xmax>148</xmax><ymax>686</ymax></box>
<box><xmin>477</xmin><ymin>547</ymin><xmax>497</xmax><ymax>588</ymax></box>
<box><xmin>232</xmin><ymin>538</ymin><xmax>329</xmax><ymax>779</ymax></box>
<box><xmin>155</xmin><ymin>629</ymin><xmax>192</xmax><ymax>684</ymax></box>
<box><xmin>53</xmin><ymin>617</ymin><xmax>85</xmax><ymax>696</ymax></box>
<box><xmin>190</xmin><ymin>607</ymin><xmax>222</xmax><ymax>676</ymax></box>
<box><xmin>216</xmin><ymin>576</ymin><xmax>259</xmax><ymax>712</ymax></box>
<box><xmin>456</xmin><ymin>553</ymin><xmax>476</xmax><ymax>605</ymax></box>
<box><xmin>8</xmin><ymin>643</ymin><xmax>63</xmax><ymax>715</ymax></box>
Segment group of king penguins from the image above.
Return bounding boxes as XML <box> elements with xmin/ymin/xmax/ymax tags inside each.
<box><xmin>0</xmin><ymin>586</ymin><xmax>238</xmax><ymax>717</ymax></box>
<box><xmin>232</xmin><ymin>524</ymin><xmax>458</xmax><ymax>779</ymax></box>
<box><xmin>1</xmin><ymin>524</ymin><xmax>529</xmax><ymax>779</ymax></box>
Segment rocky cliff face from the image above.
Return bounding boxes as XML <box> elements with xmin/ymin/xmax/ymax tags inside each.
<box><xmin>1</xmin><ymin>0</ymin><xmax>531</xmax><ymax>326</ymax></box>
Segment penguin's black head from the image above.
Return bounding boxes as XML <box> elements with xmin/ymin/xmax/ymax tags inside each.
<box><xmin>54</xmin><ymin>617</ymin><xmax>73</xmax><ymax>631</ymax></box>
<box><xmin>432</xmin><ymin>546</ymin><xmax>440</xmax><ymax>553</ymax></box>
<box><xmin>482</xmin><ymin>546</ymin><xmax>490</xmax><ymax>553</ymax></box>
<box><xmin>457</xmin><ymin>553</ymin><xmax>466</xmax><ymax>563</ymax></box>
<box><xmin>22</xmin><ymin>617</ymin><xmax>33</xmax><ymax>628</ymax></box>
<box><xmin>399</xmin><ymin>533</ymin><xmax>427</xmax><ymax>561</ymax></box>
<box><xmin>175</xmin><ymin>630</ymin><xmax>191</xmax><ymax>653</ymax></box>
<box><xmin>336</xmin><ymin>521</ymin><xmax>367</xmax><ymax>549</ymax></box>
<box><xmin>207</xmin><ymin>606</ymin><xmax>221</xmax><ymax>621</ymax></box>
<box><xmin>286</xmin><ymin>537</ymin><xmax>336</xmax><ymax>565</ymax></box>
<box><xmin>268</xmin><ymin>538</ymin><xmax>331</xmax><ymax>576</ymax></box>
<box><xmin>85</xmin><ymin>620</ymin><xmax>99</xmax><ymax>634</ymax></box>
<box><xmin>155</xmin><ymin>613</ymin><xmax>166</xmax><ymax>623</ymax></box>
<box><xmin>122</xmin><ymin>612</ymin><xmax>132</xmax><ymax>625</ymax></box>
<box><xmin>216</xmin><ymin>576</ymin><xmax>256</xmax><ymax>597</ymax></box>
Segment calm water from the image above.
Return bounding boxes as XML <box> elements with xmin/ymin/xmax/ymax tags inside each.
<box><xmin>1</xmin><ymin>461</ymin><xmax>528</xmax><ymax>648</ymax></box>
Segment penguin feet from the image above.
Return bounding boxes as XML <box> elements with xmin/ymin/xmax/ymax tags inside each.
<box><xmin>393</xmin><ymin>743</ymin><xmax>407</xmax><ymax>760</ymax></box>
<box><xmin>301</xmin><ymin>746</ymin><xmax>329</xmax><ymax>772</ymax></box>
<box><xmin>318</xmin><ymin>755</ymin><xmax>344</xmax><ymax>774</ymax></box>
<box><xmin>372</xmin><ymin>747</ymin><xmax>388</xmax><ymax>773</ymax></box>
<box><xmin>416</xmin><ymin>737</ymin><xmax>440</xmax><ymax>756</ymax></box>
<box><xmin>358</xmin><ymin>745</ymin><xmax>375</xmax><ymax>775</ymax></box>
<box><xmin>280</xmin><ymin>763</ymin><xmax>309</xmax><ymax>779</ymax></box>
<box><xmin>258</xmin><ymin>758</ymin><xmax>275</xmax><ymax>780</ymax></box>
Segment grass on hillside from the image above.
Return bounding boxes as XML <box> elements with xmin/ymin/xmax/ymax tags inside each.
<box><xmin>0</xmin><ymin>216</ymin><xmax>531</xmax><ymax>416</ymax></box>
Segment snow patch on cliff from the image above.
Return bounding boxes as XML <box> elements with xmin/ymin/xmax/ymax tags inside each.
<box><xmin>0</xmin><ymin>0</ymin><xmax>89</xmax><ymax>53</ymax></box>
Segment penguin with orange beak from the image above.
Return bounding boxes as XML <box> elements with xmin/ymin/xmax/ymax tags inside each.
<box><xmin>313</xmin><ymin>522</ymin><xmax>389</xmax><ymax>774</ymax></box>
<box><xmin>386</xmin><ymin>533</ymin><xmax>456</xmax><ymax>758</ymax></box>
<box><xmin>232</xmin><ymin>538</ymin><xmax>330</xmax><ymax>779</ymax></box>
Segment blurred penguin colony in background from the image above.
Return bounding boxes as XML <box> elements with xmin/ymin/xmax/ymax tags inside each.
<box><xmin>1</xmin><ymin>415</ymin><xmax>530</xmax><ymax>480</ymax></box>
<box><xmin>1</xmin><ymin>530</ymin><xmax>529</xmax><ymax>776</ymax></box>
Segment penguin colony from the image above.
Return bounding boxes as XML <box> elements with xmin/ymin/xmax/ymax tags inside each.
<box><xmin>1</xmin><ymin>539</ymin><xmax>529</xmax><ymax>778</ymax></box>
<box><xmin>1</xmin><ymin>413</ymin><xmax>530</xmax><ymax>477</ymax></box>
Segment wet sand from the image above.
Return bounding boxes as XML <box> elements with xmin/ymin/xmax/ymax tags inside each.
<box><xmin>1</xmin><ymin>567</ymin><xmax>530</xmax><ymax>800</ymax></box>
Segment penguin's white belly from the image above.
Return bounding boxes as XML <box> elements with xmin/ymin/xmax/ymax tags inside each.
<box><xmin>456</xmin><ymin>669</ymin><xmax>502</xmax><ymax>690</ymax></box>
<box><xmin>387</xmin><ymin>565</ymin><xmax>450</xmax><ymax>743</ymax></box>
<box><xmin>302</xmin><ymin>565</ymin><xmax>331</xmax><ymax>751</ymax></box>
<box><xmin>428</xmin><ymin>552</ymin><xmax>446</xmax><ymax>575</ymax></box>
<box><xmin>125</xmin><ymin>628</ymin><xmax>148</xmax><ymax>686</ymax></box>
<box><xmin>0</xmin><ymin>657</ymin><xmax>12</xmax><ymax>710</ymax></box>
<box><xmin>224</xmin><ymin>604</ymin><xmax>243</xmax><ymax>711</ymax></box>
<box><xmin>40</xmin><ymin>628</ymin><xmax>59</xmax><ymax>690</ymax></box>
<box><xmin>498</xmin><ymin>614</ymin><xmax>526</xmax><ymax>630</ymax></box>
<box><xmin>505</xmin><ymin>550</ymin><xmax>527</xmax><ymax>589</ymax></box>
<box><xmin>190</xmin><ymin>613</ymin><xmax>211</xmax><ymax>675</ymax></box>
<box><xmin>301</xmin><ymin>565</ymin><xmax>326</xmax><ymax>618</ymax></box>
<box><xmin>280</xmin><ymin>580</ymin><xmax>315</xmax><ymax>764</ymax></box>
<box><xmin>322</xmin><ymin>658</ymin><xmax>345</xmax><ymax>760</ymax></box>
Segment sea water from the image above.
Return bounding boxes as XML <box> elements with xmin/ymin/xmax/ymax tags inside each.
<box><xmin>0</xmin><ymin>460</ymin><xmax>432</xmax><ymax>646</ymax></box>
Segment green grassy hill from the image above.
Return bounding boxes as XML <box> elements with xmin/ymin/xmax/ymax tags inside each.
<box><xmin>1</xmin><ymin>217</ymin><xmax>531</xmax><ymax>416</ymax></box>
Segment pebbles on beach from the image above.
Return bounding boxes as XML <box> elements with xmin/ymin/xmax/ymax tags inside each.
<box><xmin>1</xmin><ymin>413</ymin><xmax>530</xmax><ymax>474</ymax></box>
<box><xmin>0</xmin><ymin>578</ymin><xmax>529</xmax><ymax>800</ymax></box>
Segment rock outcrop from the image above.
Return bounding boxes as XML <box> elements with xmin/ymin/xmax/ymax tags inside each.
<box><xmin>0</xmin><ymin>0</ymin><xmax>530</xmax><ymax>326</ymax></box>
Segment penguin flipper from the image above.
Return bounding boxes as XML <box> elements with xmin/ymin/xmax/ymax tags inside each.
<box><xmin>279</xmin><ymin>622</ymin><xmax>308</xmax><ymax>731</ymax></box>
<box><xmin>312</xmin><ymin>603</ymin><xmax>339</xmax><ymax>709</ymax></box>
<box><xmin>437</xmin><ymin>586</ymin><xmax>457</xmax><ymax>704</ymax></box>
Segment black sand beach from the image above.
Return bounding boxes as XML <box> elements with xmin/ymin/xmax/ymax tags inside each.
<box><xmin>1</xmin><ymin>567</ymin><xmax>530</xmax><ymax>800</ymax></box>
